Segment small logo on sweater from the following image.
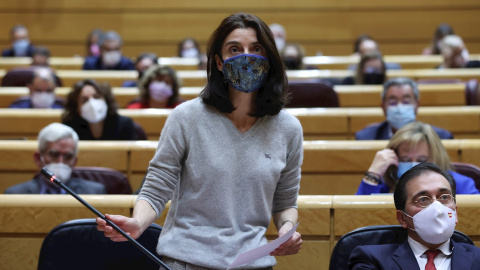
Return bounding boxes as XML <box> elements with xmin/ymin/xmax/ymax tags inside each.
<box><xmin>265</xmin><ymin>154</ymin><xmax>271</xmax><ymax>159</ymax></box>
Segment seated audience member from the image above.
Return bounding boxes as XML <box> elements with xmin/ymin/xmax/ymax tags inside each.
<box><xmin>422</xmin><ymin>23</ymin><xmax>455</xmax><ymax>55</ymax></box>
<box><xmin>350</xmin><ymin>35</ymin><xmax>401</xmax><ymax>70</ymax></box>
<box><xmin>5</xmin><ymin>123</ymin><xmax>106</xmax><ymax>194</ymax></box>
<box><xmin>2</xmin><ymin>24</ymin><xmax>34</xmax><ymax>57</ymax></box>
<box><xmin>439</xmin><ymin>35</ymin><xmax>480</xmax><ymax>68</ymax></box>
<box><xmin>9</xmin><ymin>67</ymin><xmax>64</xmax><ymax>109</ymax></box>
<box><xmin>31</xmin><ymin>46</ymin><xmax>50</xmax><ymax>66</ymax></box>
<box><xmin>127</xmin><ymin>65</ymin><xmax>184</xmax><ymax>109</ymax></box>
<box><xmin>349</xmin><ymin>162</ymin><xmax>480</xmax><ymax>269</ymax></box>
<box><xmin>356</xmin><ymin>122</ymin><xmax>479</xmax><ymax>195</ymax></box>
<box><xmin>280</xmin><ymin>43</ymin><xmax>306</xmax><ymax>70</ymax></box>
<box><xmin>178</xmin><ymin>37</ymin><xmax>201</xmax><ymax>58</ymax></box>
<box><xmin>122</xmin><ymin>52</ymin><xmax>158</xmax><ymax>87</ymax></box>
<box><xmin>342</xmin><ymin>50</ymin><xmax>386</xmax><ymax>85</ymax></box>
<box><xmin>86</xmin><ymin>28</ymin><xmax>103</xmax><ymax>57</ymax></box>
<box><xmin>62</xmin><ymin>79</ymin><xmax>136</xmax><ymax>140</ymax></box>
<box><xmin>177</xmin><ymin>37</ymin><xmax>207</xmax><ymax>70</ymax></box>
<box><xmin>269</xmin><ymin>23</ymin><xmax>287</xmax><ymax>50</ymax></box>
<box><xmin>356</xmin><ymin>78</ymin><xmax>453</xmax><ymax>140</ymax></box>
<box><xmin>82</xmin><ymin>31</ymin><xmax>134</xmax><ymax>70</ymax></box>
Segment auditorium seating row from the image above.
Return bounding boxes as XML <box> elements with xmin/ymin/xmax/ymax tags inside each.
<box><xmin>0</xmin><ymin>106</ymin><xmax>479</xmax><ymax>140</ymax></box>
<box><xmin>0</xmin><ymin>194</ymin><xmax>478</xmax><ymax>270</ymax></box>
<box><xmin>1</xmin><ymin>55</ymin><xmax>480</xmax><ymax>71</ymax></box>
<box><xmin>1</xmin><ymin>68</ymin><xmax>480</xmax><ymax>87</ymax></box>
<box><xmin>0</xmin><ymin>82</ymin><xmax>474</xmax><ymax>108</ymax></box>
<box><xmin>2</xmin><ymin>139</ymin><xmax>480</xmax><ymax>195</ymax></box>
<box><xmin>1</xmin><ymin>1</ymin><xmax>479</xmax><ymax>56</ymax></box>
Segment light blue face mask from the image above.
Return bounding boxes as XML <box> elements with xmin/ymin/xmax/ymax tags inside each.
<box><xmin>13</xmin><ymin>39</ymin><xmax>29</xmax><ymax>56</ymax></box>
<box><xmin>222</xmin><ymin>54</ymin><xmax>270</xmax><ymax>93</ymax></box>
<box><xmin>397</xmin><ymin>162</ymin><xmax>421</xmax><ymax>179</ymax></box>
<box><xmin>386</xmin><ymin>104</ymin><xmax>416</xmax><ymax>130</ymax></box>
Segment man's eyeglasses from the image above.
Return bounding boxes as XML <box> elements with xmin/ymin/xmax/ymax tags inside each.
<box><xmin>44</xmin><ymin>150</ymin><xmax>75</xmax><ymax>163</ymax></box>
<box><xmin>412</xmin><ymin>194</ymin><xmax>455</xmax><ymax>208</ymax></box>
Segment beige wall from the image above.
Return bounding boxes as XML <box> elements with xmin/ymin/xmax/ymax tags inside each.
<box><xmin>0</xmin><ymin>0</ymin><xmax>479</xmax><ymax>57</ymax></box>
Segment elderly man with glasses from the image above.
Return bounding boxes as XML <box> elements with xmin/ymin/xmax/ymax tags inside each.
<box><xmin>5</xmin><ymin>123</ymin><xmax>106</xmax><ymax>194</ymax></box>
<box><xmin>349</xmin><ymin>162</ymin><xmax>480</xmax><ymax>269</ymax></box>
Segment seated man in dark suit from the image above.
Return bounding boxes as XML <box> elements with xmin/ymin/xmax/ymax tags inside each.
<box><xmin>356</xmin><ymin>77</ymin><xmax>453</xmax><ymax>140</ymax></box>
<box><xmin>5</xmin><ymin>123</ymin><xmax>106</xmax><ymax>194</ymax></box>
<box><xmin>2</xmin><ymin>24</ymin><xmax>35</xmax><ymax>57</ymax></box>
<box><xmin>349</xmin><ymin>162</ymin><xmax>480</xmax><ymax>269</ymax></box>
<box><xmin>8</xmin><ymin>67</ymin><xmax>64</xmax><ymax>109</ymax></box>
<box><xmin>82</xmin><ymin>30</ymin><xmax>134</xmax><ymax>71</ymax></box>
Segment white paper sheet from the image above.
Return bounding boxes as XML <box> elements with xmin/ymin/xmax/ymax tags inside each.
<box><xmin>227</xmin><ymin>223</ymin><xmax>299</xmax><ymax>270</ymax></box>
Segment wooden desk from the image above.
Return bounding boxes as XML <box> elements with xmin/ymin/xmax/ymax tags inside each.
<box><xmin>304</xmin><ymin>54</ymin><xmax>480</xmax><ymax>70</ymax></box>
<box><xmin>0</xmin><ymin>139</ymin><xmax>469</xmax><ymax>195</ymax></box>
<box><xmin>1</xmin><ymin>195</ymin><xmax>478</xmax><ymax>270</ymax></box>
<box><xmin>0</xmin><ymin>106</ymin><xmax>479</xmax><ymax>140</ymax></box>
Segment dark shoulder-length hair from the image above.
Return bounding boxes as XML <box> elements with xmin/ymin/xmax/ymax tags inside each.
<box><xmin>200</xmin><ymin>12</ymin><xmax>289</xmax><ymax>117</ymax></box>
<box><xmin>354</xmin><ymin>50</ymin><xmax>386</xmax><ymax>84</ymax></box>
<box><xmin>62</xmin><ymin>79</ymin><xmax>118</xmax><ymax>122</ymax></box>
<box><xmin>138</xmin><ymin>65</ymin><xmax>182</xmax><ymax>106</ymax></box>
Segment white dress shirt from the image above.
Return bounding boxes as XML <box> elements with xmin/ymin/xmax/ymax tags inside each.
<box><xmin>408</xmin><ymin>236</ymin><xmax>453</xmax><ymax>270</ymax></box>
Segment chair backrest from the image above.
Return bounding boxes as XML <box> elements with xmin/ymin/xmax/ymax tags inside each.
<box><xmin>38</xmin><ymin>218</ymin><xmax>163</xmax><ymax>270</ymax></box>
<box><xmin>452</xmin><ymin>162</ymin><xmax>480</xmax><ymax>191</ymax></box>
<box><xmin>133</xmin><ymin>122</ymin><xmax>147</xmax><ymax>140</ymax></box>
<box><xmin>287</xmin><ymin>81</ymin><xmax>340</xmax><ymax>108</ymax></box>
<box><xmin>1</xmin><ymin>67</ymin><xmax>62</xmax><ymax>87</ymax></box>
<box><xmin>329</xmin><ymin>225</ymin><xmax>473</xmax><ymax>270</ymax></box>
<box><xmin>71</xmin><ymin>166</ymin><xmax>132</xmax><ymax>194</ymax></box>
<box><xmin>465</xmin><ymin>79</ymin><xmax>479</xmax><ymax>106</ymax></box>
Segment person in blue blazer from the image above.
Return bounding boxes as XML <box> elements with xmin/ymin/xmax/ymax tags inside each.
<box><xmin>356</xmin><ymin>122</ymin><xmax>479</xmax><ymax>195</ymax></box>
<box><xmin>355</xmin><ymin>77</ymin><xmax>453</xmax><ymax>140</ymax></box>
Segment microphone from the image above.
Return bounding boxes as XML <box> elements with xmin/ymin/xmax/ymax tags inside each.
<box><xmin>41</xmin><ymin>167</ymin><xmax>171</xmax><ymax>270</ymax></box>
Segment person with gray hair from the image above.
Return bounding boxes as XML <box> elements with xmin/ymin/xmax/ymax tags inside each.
<box><xmin>9</xmin><ymin>67</ymin><xmax>64</xmax><ymax>109</ymax></box>
<box><xmin>82</xmin><ymin>30</ymin><xmax>134</xmax><ymax>70</ymax></box>
<box><xmin>355</xmin><ymin>77</ymin><xmax>453</xmax><ymax>140</ymax></box>
<box><xmin>5</xmin><ymin>123</ymin><xmax>106</xmax><ymax>194</ymax></box>
<box><xmin>2</xmin><ymin>24</ymin><xmax>35</xmax><ymax>57</ymax></box>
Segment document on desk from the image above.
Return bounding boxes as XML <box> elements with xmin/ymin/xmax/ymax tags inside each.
<box><xmin>227</xmin><ymin>223</ymin><xmax>299</xmax><ymax>270</ymax></box>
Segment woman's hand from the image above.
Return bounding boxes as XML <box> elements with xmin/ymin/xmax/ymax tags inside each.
<box><xmin>368</xmin><ymin>149</ymin><xmax>398</xmax><ymax>177</ymax></box>
<box><xmin>270</xmin><ymin>222</ymin><xmax>302</xmax><ymax>256</ymax></box>
<box><xmin>96</xmin><ymin>214</ymin><xmax>144</xmax><ymax>242</ymax></box>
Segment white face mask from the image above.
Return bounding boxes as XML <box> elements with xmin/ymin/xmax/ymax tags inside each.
<box><xmin>274</xmin><ymin>37</ymin><xmax>286</xmax><ymax>50</ymax></box>
<box><xmin>44</xmin><ymin>162</ymin><xmax>73</xmax><ymax>183</ymax></box>
<box><xmin>81</xmin><ymin>98</ymin><xmax>108</xmax><ymax>124</ymax></box>
<box><xmin>149</xmin><ymin>81</ymin><xmax>173</xmax><ymax>102</ymax></box>
<box><xmin>31</xmin><ymin>92</ymin><xmax>55</xmax><ymax>108</ymax></box>
<box><xmin>102</xmin><ymin>50</ymin><xmax>122</xmax><ymax>67</ymax></box>
<box><xmin>404</xmin><ymin>201</ymin><xmax>457</xmax><ymax>244</ymax></box>
<box><xmin>181</xmin><ymin>48</ymin><xmax>199</xmax><ymax>58</ymax></box>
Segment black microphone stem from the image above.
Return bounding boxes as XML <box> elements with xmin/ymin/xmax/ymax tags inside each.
<box><xmin>41</xmin><ymin>168</ymin><xmax>171</xmax><ymax>270</ymax></box>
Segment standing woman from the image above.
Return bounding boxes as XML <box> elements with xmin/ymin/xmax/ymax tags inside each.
<box><xmin>97</xmin><ymin>12</ymin><xmax>303</xmax><ymax>269</ymax></box>
<box><xmin>62</xmin><ymin>79</ymin><xmax>136</xmax><ymax>140</ymax></box>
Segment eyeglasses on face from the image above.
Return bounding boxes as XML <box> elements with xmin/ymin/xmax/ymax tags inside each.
<box><xmin>413</xmin><ymin>194</ymin><xmax>454</xmax><ymax>208</ymax></box>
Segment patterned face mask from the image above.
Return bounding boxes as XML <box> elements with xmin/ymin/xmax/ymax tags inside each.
<box><xmin>222</xmin><ymin>54</ymin><xmax>270</xmax><ymax>93</ymax></box>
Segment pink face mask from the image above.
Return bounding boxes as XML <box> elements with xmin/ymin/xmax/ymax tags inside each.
<box><xmin>90</xmin><ymin>44</ymin><xmax>100</xmax><ymax>56</ymax></box>
<box><xmin>149</xmin><ymin>81</ymin><xmax>173</xmax><ymax>102</ymax></box>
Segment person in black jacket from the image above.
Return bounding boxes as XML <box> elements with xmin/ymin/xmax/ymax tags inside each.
<box><xmin>62</xmin><ymin>79</ymin><xmax>137</xmax><ymax>140</ymax></box>
<box><xmin>82</xmin><ymin>31</ymin><xmax>134</xmax><ymax>71</ymax></box>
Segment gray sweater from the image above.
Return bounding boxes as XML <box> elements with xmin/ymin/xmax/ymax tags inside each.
<box><xmin>138</xmin><ymin>98</ymin><xmax>303</xmax><ymax>269</ymax></box>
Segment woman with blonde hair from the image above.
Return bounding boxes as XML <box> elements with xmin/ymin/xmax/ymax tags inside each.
<box><xmin>356</xmin><ymin>121</ymin><xmax>479</xmax><ymax>195</ymax></box>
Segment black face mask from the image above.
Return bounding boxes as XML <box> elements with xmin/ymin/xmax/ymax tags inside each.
<box><xmin>363</xmin><ymin>73</ymin><xmax>385</xmax><ymax>84</ymax></box>
<box><xmin>283</xmin><ymin>57</ymin><xmax>302</xmax><ymax>70</ymax></box>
